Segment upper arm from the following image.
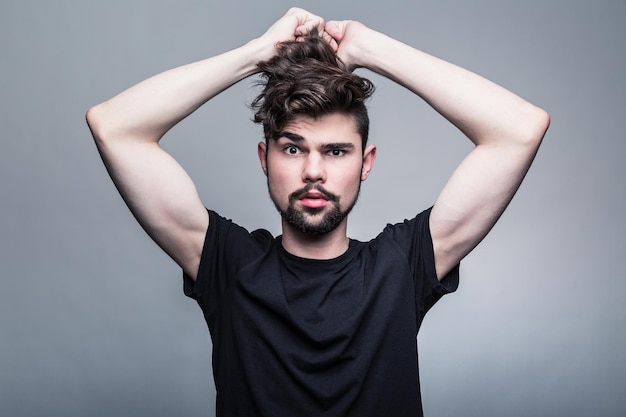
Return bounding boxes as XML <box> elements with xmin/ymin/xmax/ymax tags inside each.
<box><xmin>87</xmin><ymin>107</ymin><xmax>208</xmax><ymax>279</ymax></box>
<box><xmin>430</xmin><ymin>107</ymin><xmax>550</xmax><ymax>279</ymax></box>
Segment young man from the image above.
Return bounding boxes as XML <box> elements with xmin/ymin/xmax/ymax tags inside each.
<box><xmin>87</xmin><ymin>8</ymin><xmax>549</xmax><ymax>417</ymax></box>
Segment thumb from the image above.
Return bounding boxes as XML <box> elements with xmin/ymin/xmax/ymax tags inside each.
<box><xmin>324</xmin><ymin>21</ymin><xmax>345</xmax><ymax>42</ymax></box>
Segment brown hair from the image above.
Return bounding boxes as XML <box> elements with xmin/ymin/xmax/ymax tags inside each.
<box><xmin>251</xmin><ymin>33</ymin><xmax>375</xmax><ymax>149</ymax></box>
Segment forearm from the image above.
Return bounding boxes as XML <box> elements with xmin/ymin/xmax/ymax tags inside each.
<box><xmin>86</xmin><ymin>37</ymin><xmax>273</xmax><ymax>144</ymax></box>
<box><xmin>356</xmin><ymin>29</ymin><xmax>548</xmax><ymax>147</ymax></box>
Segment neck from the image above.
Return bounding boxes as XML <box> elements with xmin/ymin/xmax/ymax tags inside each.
<box><xmin>280</xmin><ymin>220</ymin><xmax>350</xmax><ymax>260</ymax></box>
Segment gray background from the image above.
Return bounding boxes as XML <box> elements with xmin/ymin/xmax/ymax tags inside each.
<box><xmin>1</xmin><ymin>1</ymin><xmax>624</xmax><ymax>416</ymax></box>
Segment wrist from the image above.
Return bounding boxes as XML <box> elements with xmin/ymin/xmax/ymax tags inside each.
<box><xmin>245</xmin><ymin>35</ymin><xmax>279</xmax><ymax>66</ymax></box>
<box><xmin>350</xmin><ymin>28</ymin><xmax>385</xmax><ymax>70</ymax></box>
<box><xmin>336</xmin><ymin>25</ymin><xmax>379</xmax><ymax>71</ymax></box>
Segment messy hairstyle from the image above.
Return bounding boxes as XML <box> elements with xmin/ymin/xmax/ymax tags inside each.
<box><xmin>251</xmin><ymin>32</ymin><xmax>375</xmax><ymax>150</ymax></box>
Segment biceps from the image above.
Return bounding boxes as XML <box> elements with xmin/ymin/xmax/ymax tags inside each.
<box><xmin>430</xmin><ymin>144</ymin><xmax>538</xmax><ymax>276</ymax></box>
<box><xmin>97</xmin><ymin>140</ymin><xmax>208</xmax><ymax>276</ymax></box>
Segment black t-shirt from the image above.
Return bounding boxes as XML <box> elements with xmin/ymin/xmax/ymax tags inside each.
<box><xmin>184</xmin><ymin>208</ymin><xmax>459</xmax><ymax>416</ymax></box>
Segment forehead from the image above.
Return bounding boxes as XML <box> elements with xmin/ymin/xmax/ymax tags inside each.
<box><xmin>279</xmin><ymin>113</ymin><xmax>360</xmax><ymax>144</ymax></box>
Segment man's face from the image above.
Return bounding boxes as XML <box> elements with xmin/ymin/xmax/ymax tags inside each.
<box><xmin>258</xmin><ymin>113</ymin><xmax>376</xmax><ymax>236</ymax></box>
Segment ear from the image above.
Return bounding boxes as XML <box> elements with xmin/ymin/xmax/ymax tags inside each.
<box><xmin>361</xmin><ymin>144</ymin><xmax>377</xmax><ymax>181</ymax></box>
<box><xmin>258</xmin><ymin>141</ymin><xmax>268</xmax><ymax>176</ymax></box>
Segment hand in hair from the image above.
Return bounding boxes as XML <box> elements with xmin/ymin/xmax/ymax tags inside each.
<box><xmin>260</xmin><ymin>8</ymin><xmax>335</xmax><ymax>53</ymax></box>
<box><xmin>325</xmin><ymin>20</ymin><xmax>370</xmax><ymax>71</ymax></box>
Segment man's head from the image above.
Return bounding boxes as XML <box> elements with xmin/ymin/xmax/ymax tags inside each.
<box><xmin>253</xmin><ymin>34</ymin><xmax>377</xmax><ymax>237</ymax></box>
<box><xmin>252</xmin><ymin>32</ymin><xmax>374</xmax><ymax>150</ymax></box>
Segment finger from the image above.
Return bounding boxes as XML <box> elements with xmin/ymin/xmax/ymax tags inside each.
<box><xmin>320</xmin><ymin>30</ymin><xmax>339</xmax><ymax>52</ymax></box>
<box><xmin>295</xmin><ymin>17</ymin><xmax>325</xmax><ymax>37</ymax></box>
<box><xmin>324</xmin><ymin>21</ymin><xmax>344</xmax><ymax>41</ymax></box>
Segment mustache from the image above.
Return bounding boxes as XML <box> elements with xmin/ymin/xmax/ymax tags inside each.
<box><xmin>288</xmin><ymin>184</ymin><xmax>339</xmax><ymax>203</ymax></box>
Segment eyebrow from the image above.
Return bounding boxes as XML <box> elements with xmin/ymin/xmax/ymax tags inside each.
<box><xmin>279</xmin><ymin>132</ymin><xmax>304</xmax><ymax>142</ymax></box>
<box><xmin>321</xmin><ymin>143</ymin><xmax>355</xmax><ymax>151</ymax></box>
<box><xmin>278</xmin><ymin>131</ymin><xmax>355</xmax><ymax>151</ymax></box>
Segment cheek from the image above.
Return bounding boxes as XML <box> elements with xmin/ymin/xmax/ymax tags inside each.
<box><xmin>267</xmin><ymin>152</ymin><xmax>305</xmax><ymax>179</ymax></box>
<box><xmin>266</xmin><ymin>164</ymin><xmax>296</xmax><ymax>197</ymax></box>
<box><xmin>332</xmin><ymin>166</ymin><xmax>363</xmax><ymax>199</ymax></box>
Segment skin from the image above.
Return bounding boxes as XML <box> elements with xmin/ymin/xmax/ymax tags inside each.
<box><xmin>86</xmin><ymin>8</ymin><xmax>550</xmax><ymax>283</ymax></box>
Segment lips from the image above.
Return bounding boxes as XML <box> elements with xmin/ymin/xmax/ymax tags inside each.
<box><xmin>298</xmin><ymin>191</ymin><xmax>329</xmax><ymax>208</ymax></box>
<box><xmin>288</xmin><ymin>185</ymin><xmax>337</xmax><ymax>209</ymax></box>
<box><xmin>300</xmin><ymin>191</ymin><xmax>327</xmax><ymax>200</ymax></box>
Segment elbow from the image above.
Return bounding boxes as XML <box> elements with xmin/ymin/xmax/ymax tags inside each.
<box><xmin>520</xmin><ymin>104</ymin><xmax>551</xmax><ymax>149</ymax></box>
<box><xmin>473</xmin><ymin>103</ymin><xmax>550</xmax><ymax>150</ymax></box>
<box><xmin>85</xmin><ymin>103</ymin><xmax>107</xmax><ymax>145</ymax></box>
<box><xmin>489</xmin><ymin>101</ymin><xmax>550</xmax><ymax>152</ymax></box>
<box><xmin>85</xmin><ymin>101</ymin><xmax>126</xmax><ymax>148</ymax></box>
<box><xmin>532</xmin><ymin>105</ymin><xmax>551</xmax><ymax>141</ymax></box>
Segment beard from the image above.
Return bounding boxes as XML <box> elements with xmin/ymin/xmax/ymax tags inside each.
<box><xmin>270</xmin><ymin>183</ymin><xmax>360</xmax><ymax>236</ymax></box>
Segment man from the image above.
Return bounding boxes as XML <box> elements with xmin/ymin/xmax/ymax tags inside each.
<box><xmin>86</xmin><ymin>8</ymin><xmax>549</xmax><ymax>416</ymax></box>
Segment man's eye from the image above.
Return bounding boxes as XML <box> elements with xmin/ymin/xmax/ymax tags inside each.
<box><xmin>284</xmin><ymin>145</ymin><xmax>300</xmax><ymax>155</ymax></box>
<box><xmin>329</xmin><ymin>149</ymin><xmax>345</xmax><ymax>157</ymax></box>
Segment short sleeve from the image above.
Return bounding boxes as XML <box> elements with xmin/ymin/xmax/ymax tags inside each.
<box><xmin>384</xmin><ymin>207</ymin><xmax>460</xmax><ymax>314</ymax></box>
<box><xmin>183</xmin><ymin>210</ymin><xmax>273</xmax><ymax>321</ymax></box>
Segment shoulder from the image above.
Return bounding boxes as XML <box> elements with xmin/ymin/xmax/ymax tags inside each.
<box><xmin>184</xmin><ymin>211</ymin><xmax>276</xmax><ymax>300</ymax></box>
<box><xmin>206</xmin><ymin>210</ymin><xmax>274</xmax><ymax>254</ymax></box>
<box><xmin>376</xmin><ymin>208</ymin><xmax>460</xmax><ymax>306</ymax></box>
<box><xmin>354</xmin><ymin>208</ymin><xmax>433</xmax><ymax>269</ymax></box>
<box><xmin>378</xmin><ymin>208</ymin><xmax>433</xmax><ymax>250</ymax></box>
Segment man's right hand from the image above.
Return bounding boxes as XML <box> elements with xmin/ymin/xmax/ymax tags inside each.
<box><xmin>256</xmin><ymin>8</ymin><xmax>336</xmax><ymax>61</ymax></box>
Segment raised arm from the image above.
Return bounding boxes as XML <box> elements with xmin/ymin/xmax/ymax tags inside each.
<box><xmin>86</xmin><ymin>8</ymin><xmax>327</xmax><ymax>279</ymax></box>
<box><xmin>325</xmin><ymin>21</ymin><xmax>550</xmax><ymax>279</ymax></box>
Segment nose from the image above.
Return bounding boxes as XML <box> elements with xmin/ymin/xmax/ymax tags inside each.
<box><xmin>302</xmin><ymin>152</ymin><xmax>326</xmax><ymax>183</ymax></box>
